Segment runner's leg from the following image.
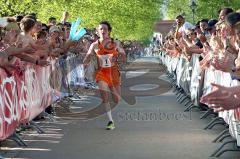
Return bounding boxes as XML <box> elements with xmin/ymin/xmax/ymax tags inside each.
<box><xmin>97</xmin><ymin>81</ymin><xmax>113</xmax><ymax>122</ymax></box>
<box><xmin>110</xmin><ymin>84</ymin><xmax>121</xmax><ymax>104</ymax></box>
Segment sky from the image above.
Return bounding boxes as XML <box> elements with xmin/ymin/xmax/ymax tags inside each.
<box><xmin>161</xmin><ymin>0</ymin><xmax>168</xmax><ymax>20</ymax></box>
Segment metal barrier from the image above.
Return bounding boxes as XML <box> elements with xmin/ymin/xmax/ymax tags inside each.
<box><xmin>160</xmin><ymin>51</ymin><xmax>240</xmax><ymax>157</ymax></box>
<box><xmin>0</xmin><ymin>53</ymin><xmax>85</xmax><ymax>142</ymax></box>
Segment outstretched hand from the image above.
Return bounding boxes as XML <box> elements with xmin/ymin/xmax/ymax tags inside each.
<box><xmin>22</xmin><ymin>45</ymin><xmax>36</xmax><ymax>54</ymax></box>
<box><xmin>200</xmin><ymin>83</ymin><xmax>240</xmax><ymax>111</ymax></box>
<box><xmin>211</xmin><ymin>54</ymin><xmax>233</xmax><ymax>72</ymax></box>
<box><xmin>37</xmin><ymin>59</ymin><xmax>50</xmax><ymax>67</ymax></box>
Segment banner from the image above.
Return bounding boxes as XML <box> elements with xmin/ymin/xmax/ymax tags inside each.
<box><xmin>0</xmin><ymin>54</ymin><xmax>85</xmax><ymax>141</ymax></box>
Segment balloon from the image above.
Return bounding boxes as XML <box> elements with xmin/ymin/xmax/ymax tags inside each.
<box><xmin>68</xmin><ymin>18</ymin><xmax>86</xmax><ymax>41</ymax></box>
<box><xmin>73</xmin><ymin>28</ymin><xmax>87</xmax><ymax>41</ymax></box>
<box><xmin>69</xmin><ymin>21</ymin><xmax>76</xmax><ymax>40</ymax></box>
<box><xmin>69</xmin><ymin>18</ymin><xmax>81</xmax><ymax>39</ymax></box>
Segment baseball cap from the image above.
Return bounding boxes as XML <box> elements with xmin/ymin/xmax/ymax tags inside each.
<box><xmin>49</xmin><ymin>25</ymin><xmax>60</xmax><ymax>33</ymax></box>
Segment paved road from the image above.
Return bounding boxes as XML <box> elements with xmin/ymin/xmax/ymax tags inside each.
<box><xmin>1</xmin><ymin>57</ymin><xmax>240</xmax><ymax>159</ymax></box>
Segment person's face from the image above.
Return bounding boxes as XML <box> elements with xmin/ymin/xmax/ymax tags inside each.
<box><xmin>209</xmin><ymin>27</ymin><xmax>216</xmax><ymax>35</ymax></box>
<box><xmin>50</xmin><ymin>31</ymin><xmax>59</xmax><ymax>38</ymax></box>
<box><xmin>31</xmin><ymin>22</ymin><xmax>41</xmax><ymax>34</ymax></box>
<box><xmin>219</xmin><ymin>10</ymin><xmax>226</xmax><ymax>21</ymax></box>
<box><xmin>235</xmin><ymin>27</ymin><xmax>240</xmax><ymax>41</ymax></box>
<box><xmin>220</xmin><ymin>25</ymin><xmax>231</xmax><ymax>38</ymax></box>
<box><xmin>50</xmin><ymin>20</ymin><xmax>56</xmax><ymax>25</ymax></box>
<box><xmin>176</xmin><ymin>18</ymin><xmax>184</xmax><ymax>26</ymax></box>
<box><xmin>36</xmin><ymin>37</ymin><xmax>46</xmax><ymax>45</ymax></box>
<box><xmin>169</xmin><ymin>38</ymin><xmax>174</xmax><ymax>44</ymax></box>
<box><xmin>83</xmin><ymin>39</ymin><xmax>91</xmax><ymax>50</ymax></box>
<box><xmin>200</xmin><ymin>22</ymin><xmax>208</xmax><ymax>32</ymax></box>
<box><xmin>4</xmin><ymin>30</ymin><xmax>18</xmax><ymax>44</ymax></box>
<box><xmin>194</xmin><ymin>27</ymin><xmax>201</xmax><ymax>34</ymax></box>
<box><xmin>98</xmin><ymin>24</ymin><xmax>110</xmax><ymax>39</ymax></box>
<box><xmin>187</xmin><ymin>31</ymin><xmax>196</xmax><ymax>39</ymax></box>
<box><xmin>58</xmin><ymin>25</ymin><xmax>64</xmax><ymax>31</ymax></box>
<box><xmin>42</xmin><ymin>26</ymin><xmax>47</xmax><ymax>32</ymax></box>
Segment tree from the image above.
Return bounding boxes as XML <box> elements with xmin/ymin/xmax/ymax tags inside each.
<box><xmin>166</xmin><ymin>0</ymin><xmax>240</xmax><ymax>24</ymax></box>
<box><xmin>0</xmin><ymin>0</ymin><xmax>163</xmax><ymax>41</ymax></box>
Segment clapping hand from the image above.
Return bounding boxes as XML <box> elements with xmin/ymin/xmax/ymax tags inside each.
<box><xmin>200</xmin><ymin>83</ymin><xmax>240</xmax><ymax>112</ymax></box>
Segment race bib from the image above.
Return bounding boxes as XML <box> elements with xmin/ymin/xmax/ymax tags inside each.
<box><xmin>98</xmin><ymin>54</ymin><xmax>113</xmax><ymax>68</ymax></box>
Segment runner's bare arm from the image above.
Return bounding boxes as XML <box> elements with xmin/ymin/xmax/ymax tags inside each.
<box><xmin>115</xmin><ymin>41</ymin><xmax>126</xmax><ymax>64</ymax></box>
<box><xmin>83</xmin><ymin>43</ymin><xmax>96</xmax><ymax>64</ymax></box>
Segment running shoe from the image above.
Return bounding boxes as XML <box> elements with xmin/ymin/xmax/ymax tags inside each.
<box><xmin>106</xmin><ymin>121</ymin><xmax>115</xmax><ymax>130</ymax></box>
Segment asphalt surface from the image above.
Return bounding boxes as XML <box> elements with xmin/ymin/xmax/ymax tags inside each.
<box><xmin>1</xmin><ymin>56</ymin><xmax>240</xmax><ymax>159</ymax></box>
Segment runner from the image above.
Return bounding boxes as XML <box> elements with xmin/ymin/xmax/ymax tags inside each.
<box><xmin>83</xmin><ymin>21</ymin><xmax>126</xmax><ymax>130</ymax></box>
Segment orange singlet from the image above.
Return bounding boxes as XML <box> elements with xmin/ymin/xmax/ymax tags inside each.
<box><xmin>95</xmin><ymin>39</ymin><xmax>121</xmax><ymax>87</ymax></box>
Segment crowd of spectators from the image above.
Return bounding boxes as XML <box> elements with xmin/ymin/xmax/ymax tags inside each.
<box><xmin>0</xmin><ymin>11</ymin><xmax>145</xmax><ymax>117</ymax></box>
<box><xmin>123</xmin><ymin>41</ymin><xmax>144</xmax><ymax>60</ymax></box>
<box><xmin>0</xmin><ymin>12</ymin><xmax>92</xmax><ymax>76</ymax></box>
<box><xmin>0</xmin><ymin>12</ymin><xmax>143</xmax><ymax>78</ymax></box>
<box><xmin>162</xmin><ymin>7</ymin><xmax>240</xmax><ymax>112</ymax></box>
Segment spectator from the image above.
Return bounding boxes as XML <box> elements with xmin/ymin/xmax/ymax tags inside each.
<box><xmin>16</xmin><ymin>17</ymin><xmax>49</xmax><ymax>66</ymax></box>
<box><xmin>199</xmin><ymin>19</ymin><xmax>211</xmax><ymax>40</ymax></box>
<box><xmin>34</xmin><ymin>31</ymin><xmax>49</xmax><ymax>59</ymax></box>
<box><xmin>210</xmin><ymin>12</ymin><xmax>239</xmax><ymax>73</ymax></box>
<box><xmin>24</xmin><ymin>14</ymin><xmax>37</xmax><ymax>22</ymax></box>
<box><xmin>218</xmin><ymin>7</ymin><xmax>234</xmax><ymax>22</ymax></box>
<box><xmin>16</xmin><ymin>15</ymin><xmax>24</xmax><ymax>24</ymax></box>
<box><xmin>175</xmin><ymin>15</ymin><xmax>194</xmax><ymax>39</ymax></box>
<box><xmin>41</xmin><ymin>23</ymin><xmax>49</xmax><ymax>33</ymax></box>
<box><xmin>61</xmin><ymin>11</ymin><xmax>69</xmax><ymax>24</ymax></box>
<box><xmin>48</xmin><ymin>17</ymin><xmax>57</xmax><ymax>27</ymax></box>
<box><xmin>48</xmin><ymin>25</ymin><xmax>64</xmax><ymax>57</ymax></box>
<box><xmin>184</xmin><ymin>29</ymin><xmax>203</xmax><ymax>48</ymax></box>
<box><xmin>18</xmin><ymin>17</ymin><xmax>36</xmax><ymax>47</ymax></box>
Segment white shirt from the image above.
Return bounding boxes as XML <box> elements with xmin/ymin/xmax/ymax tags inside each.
<box><xmin>178</xmin><ymin>22</ymin><xmax>195</xmax><ymax>35</ymax></box>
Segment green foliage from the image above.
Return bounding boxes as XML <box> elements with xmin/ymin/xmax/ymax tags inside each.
<box><xmin>167</xmin><ymin>0</ymin><xmax>240</xmax><ymax>24</ymax></box>
<box><xmin>0</xmin><ymin>0</ymin><xmax>163</xmax><ymax>41</ymax></box>
<box><xmin>2</xmin><ymin>0</ymin><xmax>238</xmax><ymax>40</ymax></box>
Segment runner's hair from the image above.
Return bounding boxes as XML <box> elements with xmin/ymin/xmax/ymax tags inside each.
<box><xmin>99</xmin><ymin>21</ymin><xmax>112</xmax><ymax>32</ymax></box>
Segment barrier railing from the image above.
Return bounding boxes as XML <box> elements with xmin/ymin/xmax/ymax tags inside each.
<box><xmin>160</xmin><ymin>51</ymin><xmax>240</xmax><ymax>156</ymax></box>
<box><xmin>0</xmin><ymin>53</ymin><xmax>85</xmax><ymax>141</ymax></box>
